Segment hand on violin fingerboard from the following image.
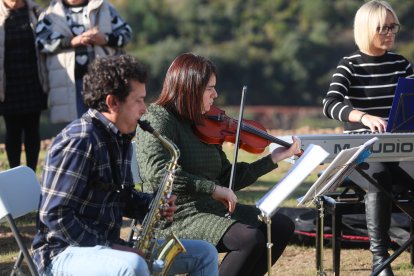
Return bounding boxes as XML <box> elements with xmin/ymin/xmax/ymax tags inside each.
<box><xmin>270</xmin><ymin>136</ymin><xmax>301</xmax><ymax>164</ymax></box>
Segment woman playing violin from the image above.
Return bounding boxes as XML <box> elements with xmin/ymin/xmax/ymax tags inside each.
<box><xmin>135</xmin><ymin>52</ymin><xmax>301</xmax><ymax>276</ymax></box>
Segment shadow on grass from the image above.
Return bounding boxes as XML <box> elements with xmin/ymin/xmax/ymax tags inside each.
<box><xmin>0</xmin><ymin>213</ymin><xmax>36</xmax><ymax>275</ymax></box>
<box><xmin>0</xmin><ymin>260</ymin><xmax>30</xmax><ymax>275</ymax></box>
<box><xmin>0</xmin><ymin>235</ymin><xmax>32</xmax><ymax>275</ymax></box>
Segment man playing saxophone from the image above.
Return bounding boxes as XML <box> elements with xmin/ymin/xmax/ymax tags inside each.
<box><xmin>31</xmin><ymin>55</ymin><xmax>219</xmax><ymax>276</ymax></box>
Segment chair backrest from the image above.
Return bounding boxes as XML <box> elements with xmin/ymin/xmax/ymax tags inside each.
<box><xmin>0</xmin><ymin>166</ymin><xmax>41</xmax><ymax>221</ymax></box>
<box><xmin>131</xmin><ymin>140</ymin><xmax>142</xmax><ymax>184</ymax></box>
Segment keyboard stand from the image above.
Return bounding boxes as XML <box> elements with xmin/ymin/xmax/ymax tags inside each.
<box><xmin>354</xmin><ymin>167</ymin><xmax>414</xmax><ymax>276</ymax></box>
<box><xmin>372</xmin><ymin>234</ymin><xmax>414</xmax><ymax>275</ymax></box>
<box><xmin>315</xmin><ymin>192</ymin><xmax>414</xmax><ymax>276</ymax></box>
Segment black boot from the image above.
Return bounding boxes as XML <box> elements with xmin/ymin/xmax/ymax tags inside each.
<box><xmin>365</xmin><ymin>192</ymin><xmax>394</xmax><ymax>276</ymax></box>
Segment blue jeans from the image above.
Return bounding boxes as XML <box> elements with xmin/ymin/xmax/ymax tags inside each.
<box><xmin>44</xmin><ymin>240</ymin><xmax>218</xmax><ymax>276</ymax></box>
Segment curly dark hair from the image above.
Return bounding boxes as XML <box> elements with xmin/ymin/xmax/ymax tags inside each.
<box><xmin>82</xmin><ymin>55</ymin><xmax>148</xmax><ymax>112</ymax></box>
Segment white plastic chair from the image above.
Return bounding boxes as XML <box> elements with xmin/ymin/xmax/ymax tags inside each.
<box><xmin>0</xmin><ymin>166</ymin><xmax>40</xmax><ymax>276</ymax></box>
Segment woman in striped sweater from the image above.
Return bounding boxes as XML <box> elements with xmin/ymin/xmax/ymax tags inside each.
<box><xmin>323</xmin><ymin>1</ymin><xmax>414</xmax><ymax>275</ymax></box>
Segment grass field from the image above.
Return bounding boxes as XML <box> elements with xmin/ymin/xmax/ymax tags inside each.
<box><xmin>1</xmin><ymin>141</ymin><xmax>413</xmax><ymax>275</ymax></box>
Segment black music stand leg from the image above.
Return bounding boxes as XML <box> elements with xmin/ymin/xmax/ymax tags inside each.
<box><xmin>332</xmin><ymin>207</ymin><xmax>342</xmax><ymax>276</ymax></box>
<box><xmin>316</xmin><ymin>206</ymin><xmax>322</xmax><ymax>270</ymax></box>
<box><xmin>411</xmin><ymin>220</ymin><xmax>414</xmax><ymax>265</ymax></box>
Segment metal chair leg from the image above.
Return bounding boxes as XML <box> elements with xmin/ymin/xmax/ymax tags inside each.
<box><xmin>11</xmin><ymin>250</ymin><xmax>24</xmax><ymax>276</ymax></box>
<box><xmin>6</xmin><ymin>215</ymin><xmax>38</xmax><ymax>276</ymax></box>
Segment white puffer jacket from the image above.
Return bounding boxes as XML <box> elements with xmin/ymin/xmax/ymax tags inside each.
<box><xmin>40</xmin><ymin>0</ymin><xmax>115</xmax><ymax>123</ymax></box>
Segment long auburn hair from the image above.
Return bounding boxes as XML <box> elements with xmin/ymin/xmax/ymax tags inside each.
<box><xmin>155</xmin><ymin>53</ymin><xmax>217</xmax><ymax>124</ymax></box>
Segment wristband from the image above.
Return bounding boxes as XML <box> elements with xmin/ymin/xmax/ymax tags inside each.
<box><xmin>358</xmin><ymin>112</ymin><xmax>367</xmax><ymax>123</ymax></box>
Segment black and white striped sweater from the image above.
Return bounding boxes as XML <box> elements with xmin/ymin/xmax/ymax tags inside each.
<box><xmin>323</xmin><ymin>50</ymin><xmax>414</xmax><ymax>133</ymax></box>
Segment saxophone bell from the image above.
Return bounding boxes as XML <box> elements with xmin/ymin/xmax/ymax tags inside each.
<box><xmin>152</xmin><ymin>233</ymin><xmax>186</xmax><ymax>274</ymax></box>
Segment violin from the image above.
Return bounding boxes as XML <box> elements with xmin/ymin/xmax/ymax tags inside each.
<box><xmin>193</xmin><ymin>105</ymin><xmax>303</xmax><ymax>157</ymax></box>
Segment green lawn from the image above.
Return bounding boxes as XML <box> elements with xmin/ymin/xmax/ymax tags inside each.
<box><xmin>1</xmin><ymin>142</ymin><xmax>413</xmax><ymax>275</ymax></box>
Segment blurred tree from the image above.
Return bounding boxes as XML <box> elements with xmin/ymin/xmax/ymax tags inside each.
<box><xmin>111</xmin><ymin>0</ymin><xmax>414</xmax><ymax>105</ymax></box>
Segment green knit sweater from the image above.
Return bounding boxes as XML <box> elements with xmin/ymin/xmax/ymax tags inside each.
<box><xmin>135</xmin><ymin>104</ymin><xmax>278</xmax><ymax>245</ymax></box>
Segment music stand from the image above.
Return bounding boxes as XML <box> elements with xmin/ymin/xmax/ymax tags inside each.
<box><xmin>298</xmin><ymin>137</ymin><xmax>378</xmax><ymax>275</ymax></box>
<box><xmin>386</xmin><ymin>77</ymin><xmax>414</xmax><ymax>133</ymax></box>
<box><xmin>256</xmin><ymin>144</ymin><xmax>330</xmax><ymax>275</ymax></box>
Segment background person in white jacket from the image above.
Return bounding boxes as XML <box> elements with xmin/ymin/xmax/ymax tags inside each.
<box><xmin>36</xmin><ymin>0</ymin><xmax>132</xmax><ymax>123</ymax></box>
<box><xmin>0</xmin><ymin>0</ymin><xmax>48</xmax><ymax>171</ymax></box>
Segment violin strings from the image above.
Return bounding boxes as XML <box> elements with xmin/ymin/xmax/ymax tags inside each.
<box><xmin>241</xmin><ymin>122</ymin><xmax>273</xmax><ymax>140</ymax></box>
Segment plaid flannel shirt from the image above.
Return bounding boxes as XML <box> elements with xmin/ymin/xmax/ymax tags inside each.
<box><xmin>32</xmin><ymin>109</ymin><xmax>152</xmax><ymax>274</ymax></box>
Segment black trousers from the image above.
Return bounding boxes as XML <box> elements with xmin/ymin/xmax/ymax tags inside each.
<box><xmin>217</xmin><ymin>213</ymin><xmax>295</xmax><ymax>276</ymax></box>
<box><xmin>3</xmin><ymin>112</ymin><xmax>41</xmax><ymax>171</ymax></box>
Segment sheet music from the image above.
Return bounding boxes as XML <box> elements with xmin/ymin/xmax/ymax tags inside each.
<box><xmin>386</xmin><ymin>77</ymin><xmax>414</xmax><ymax>132</ymax></box>
<box><xmin>298</xmin><ymin>137</ymin><xmax>378</xmax><ymax>206</ymax></box>
<box><xmin>256</xmin><ymin>144</ymin><xmax>329</xmax><ymax>217</ymax></box>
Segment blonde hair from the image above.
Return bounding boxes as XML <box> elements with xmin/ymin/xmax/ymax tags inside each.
<box><xmin>354</xmin><ymin>0</ymin><xmax>399</xmax><ymax>53</ymax></box>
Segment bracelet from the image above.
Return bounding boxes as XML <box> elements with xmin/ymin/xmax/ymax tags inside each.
<box><xmin>212</xmin><ymin>184</ymin><xmax>217</xmax><ymax>193</ymax></box>
<box><xmin>358</xmin><ymin>112</ymin><xmax>367</xmax><ymax>123</ymax></box>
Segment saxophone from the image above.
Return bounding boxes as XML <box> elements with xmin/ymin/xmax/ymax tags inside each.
<box><xmin>132</xmin><ymin>120</ymin><xmax>186</xmax><ymax>276</ymax></box>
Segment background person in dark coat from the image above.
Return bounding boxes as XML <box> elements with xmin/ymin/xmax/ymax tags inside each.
<box><xmin>0</xmin><ymin>0</ymin><xmax>48</xmax><ymax>171</ymax></box>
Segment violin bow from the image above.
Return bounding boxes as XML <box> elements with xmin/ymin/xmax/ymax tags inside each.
<box><xmin>226</xmin><ymin>85</ymin><xmax>247</xmax><ymax>219</ymax></box>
